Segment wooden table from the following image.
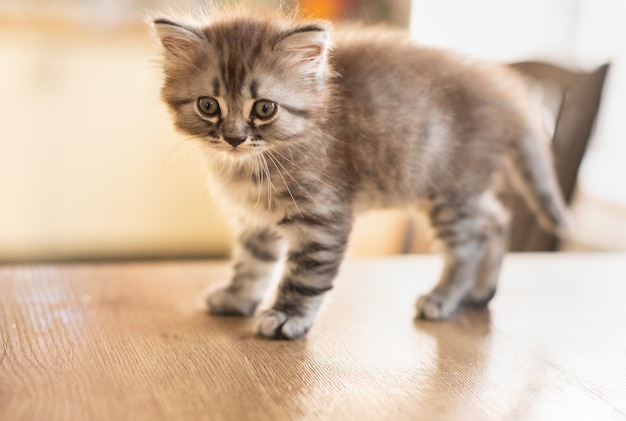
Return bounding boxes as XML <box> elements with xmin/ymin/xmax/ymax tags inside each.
<box><xmin>1</xmin><ymin>254</ymin><xmax>625</xmax><ymax>420</ymax></box>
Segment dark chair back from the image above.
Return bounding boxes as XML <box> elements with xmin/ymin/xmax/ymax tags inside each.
<box><xmin>508</xmin><ymin>61</ymin><xmax>610</xmax><ymax>251</ymax></box>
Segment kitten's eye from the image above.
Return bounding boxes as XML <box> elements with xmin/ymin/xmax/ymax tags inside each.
<box><xmin>252</xmin><ymin>100</ymin><xmax>277</xmax><ymax>120</ymax></box>
<box><xmin>197</xmin><ymin>97</ymin><xmax>220</xmax><ymax>117</ymax></box>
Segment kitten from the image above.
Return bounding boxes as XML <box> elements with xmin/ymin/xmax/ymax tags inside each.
<box><xmin>152</xmin><ymin>10</ymin><xmax>569</xmax><ymax>339</ymax></box>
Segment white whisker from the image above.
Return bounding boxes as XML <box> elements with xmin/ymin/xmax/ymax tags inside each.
<box><xmin>267</xmin><ymin>150</ymin><xmax>314</xmax><ymax>202</ymax></box>
<box><xmin>254</xmin><ymin>154</ymin><xmax>263</xmax><ymax>207</ymax></box>
<box><xmin>272</xmin><ymin>149</ymin><xmax>334</xmax><ymax>189</ymax></box>
<box><xmin>266</xmin><ymin>151</ymin><xmax>302</xmax><ymax>216</ymax></box>
<box><xmin>160</xmin><ymin>136</ymin><xmax>206</xmax><ymax>174</ymax></box>
<box><xmin>260</xmin><ymin>154</ymin><xmax>275</xmax><ymax>212</ymax></box>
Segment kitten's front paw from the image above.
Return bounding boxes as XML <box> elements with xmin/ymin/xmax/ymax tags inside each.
<box><xmin>207</xmin><ymin>287</ymin><xmax>260</xmax><ymax>317</ymax></box>
<box><xmin>416</xmin><ymin>293</ymin><xmax>459</xmax><ymax>321</ymax></box>
<box><xmin>257</xmin><ymin>309</ymin><xmax>312</xmax><ymax>340</ymax></box>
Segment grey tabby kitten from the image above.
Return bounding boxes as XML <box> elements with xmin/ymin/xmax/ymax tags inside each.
<box><xmin>152</xmin><ymin>11</ymin><xmax>569</xmax><ymax>339</ymax></box>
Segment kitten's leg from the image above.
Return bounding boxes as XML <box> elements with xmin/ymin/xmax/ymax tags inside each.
<box><xmin>257</xmin><ymin>213</ymin><xmax>351</xmax><ymax>339</ymax></box>
<box><xmin>207</xmin><ymin>228</ymin><xmax>283</xmax><ymax>316</ymax></box>
<box><xmin>466</xmin><ymin>193</ymin><xmax>510</xmax><ymax>306</ymax></box>
<box><xmin>417</xmin><ymin>193</ymin><xmax>501</xmax><ymax>320</ymax></box>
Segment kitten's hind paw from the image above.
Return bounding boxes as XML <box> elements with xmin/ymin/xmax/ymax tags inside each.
<box><xmin>257</xmin><ymin>309</ymin><xmax>312</xmax><ymax>340</ymax></box>
<box><xmin>464</xmin><ymin>287</ymin><xmax>497</xmax><ymax>307</ymax></box>
<box><xmin>416</xmin><ymin>293</ymin><xmax>459</xmax><ymax>321</ymax></box>
<box><xmin>206</xmin><ymin>287</ymin><xmax>260</xmax><ymax>317</ymax></box>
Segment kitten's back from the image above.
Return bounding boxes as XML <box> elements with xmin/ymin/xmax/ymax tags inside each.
<box><xmin>330</xmin><ymin>27</ymin><xmax>568</xmax><ymax>233</ymax></box>
<box><xmin>331</xmin><ymin>29</ymin><xmax>527</xmax><ymax>197</ymax></box>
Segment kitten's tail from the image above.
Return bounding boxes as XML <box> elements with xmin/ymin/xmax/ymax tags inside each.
<box><xmin>508</xmin><ymin>129</ymin><xmax>572</xmax><ymax>237</ymax></box>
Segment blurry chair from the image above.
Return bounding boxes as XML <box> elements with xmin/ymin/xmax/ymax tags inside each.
<box><xmin>508</xmin><ymin>61</ymin><xmax>610</xmax><ymax>251</ymax></box>
<box><xmin>400</xmin><ymin>60</ymin><xmax>610</xmax><ymax>254</ymax></box>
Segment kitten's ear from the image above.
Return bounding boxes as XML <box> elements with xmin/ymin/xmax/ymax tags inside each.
<box><xmin>275</xmin><ymin>21</ymin><xmax>333</xmax><ymax>80</ymax></box>
<box><xmin>152</xmin><ymin>18</ymin><xmax>203</xmax><ymax>62</ymax></box>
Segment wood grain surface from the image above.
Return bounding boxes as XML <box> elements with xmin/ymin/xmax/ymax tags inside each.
<box><xmin>1</xmin><ymin>254</ymin><xmax>625</xmax><ymax>420</ymax></box>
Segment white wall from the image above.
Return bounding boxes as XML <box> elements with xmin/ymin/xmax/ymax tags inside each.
<box><xmin>575</xmin><ymin>0</ymin><xmax>626</xmax><ymax>206</ymax></box>
<box><xmin>410</xmin><ymin>0</ymin><xmax>579</xmax><ymax>64</ymax></box>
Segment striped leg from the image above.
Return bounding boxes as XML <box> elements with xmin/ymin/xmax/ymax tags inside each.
<box><xmin>207</xmin><ymin>228</ymin><xmax>283</xmax><ymax>317</ymax></box>
<box><xmin>466</xmin><ymin>193</ymin><xmax>510</xmax><ymax>306</ymax></box>
<box><xmin>257</xmin><ymin>213</ymin><xmax>350</xmax><ymax>339</ymax></box>
<box><xmin>417</xmin><ymin>192</ymin><xmax>505</xmax><ymax>320</ymax></box>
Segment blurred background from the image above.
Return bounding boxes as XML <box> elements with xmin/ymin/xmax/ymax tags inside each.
<box><xmin>0</xmin><ymin>0</ymin><xmax>624</xmax><ymax>262</ymax></box>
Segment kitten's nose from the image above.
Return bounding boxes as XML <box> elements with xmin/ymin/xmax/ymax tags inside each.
<box><xmin>224</xmin><ymin>136</ymin><xmax>246</xmax><ymax>148</ymax></box>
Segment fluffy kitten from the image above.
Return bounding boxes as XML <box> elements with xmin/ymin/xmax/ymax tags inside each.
<box><xmin>152</xmin><ymin>11</ymin><xmax>569</xmax><ymax>339</ymax></box>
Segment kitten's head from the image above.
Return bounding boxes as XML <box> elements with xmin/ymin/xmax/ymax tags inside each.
<box><xmin>152</xmin><ymin>12</ymin><xmax>333</xmax><ymax>162</ymax></box>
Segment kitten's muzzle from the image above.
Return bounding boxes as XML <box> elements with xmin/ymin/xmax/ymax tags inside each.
<box><xmin>223</xmin><ymin>136</ymin><xmax>247</xmax><ymax>148</ymax></box>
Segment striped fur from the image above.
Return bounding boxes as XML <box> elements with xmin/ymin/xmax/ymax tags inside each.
<box><xmin>153</xmin><ymin>11</ymin><xmax>569</xmax><ymax>339</ymax></box>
